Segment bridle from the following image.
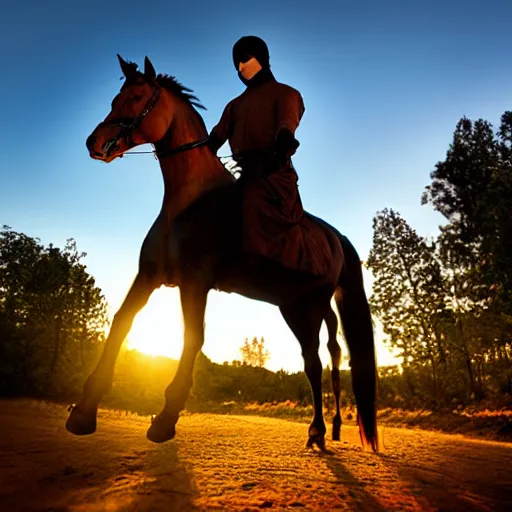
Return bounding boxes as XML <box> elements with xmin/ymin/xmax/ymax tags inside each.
<box><xmin>102</xmin><ymin>82</ymin><xmax>208</xmax><ymax>159</ymax></box>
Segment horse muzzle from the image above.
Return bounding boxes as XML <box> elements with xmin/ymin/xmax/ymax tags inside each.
<box><xmin>86</xmin><ymin>130</ymin><xmax>123</xmax><ymax>162</ymax></box>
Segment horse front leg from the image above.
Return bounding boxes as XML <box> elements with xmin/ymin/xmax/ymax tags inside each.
<box><xmin>147</xmin><ymin>280</ymin><xmax>208</xmax><ymax>443</ymax></box>
<box><xmin>66</xmin><ymin>272</ymin><xmax>157</xmax><ymax>436</ymax></box>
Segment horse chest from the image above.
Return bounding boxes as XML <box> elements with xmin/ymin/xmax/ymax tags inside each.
<box><xmin>139</xmin><ymin>213</ymin><xmax>192</xmax><ymax>284</ymax></box>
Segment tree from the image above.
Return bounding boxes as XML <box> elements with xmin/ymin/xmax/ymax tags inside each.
<box><xmin>366</xmin><ymin>112</ymin><xmax>512</xmax><ymax>407</ymax></box>
<box><xmin>240</xmin><ymin>336</ymin><xmax>270</xmax><ymax>368</ymax></box>
<box><xmin>422</xmin><ymin>114</ymin><xmax>512</xmax><ymax>311</ymax></box>
<box><xmin>366</xmin><ymin>209</ymin><xmax>449</xmax><ymax>403</ymax></box>
<box><xmin>422</xmin><ymin>114</ymin><xmax>512</xmax><ymax>396</ymax></box>
<box><xmin>0</xmin><ymin>226</ymin><xmax>108</xmax><ymax>396</ymax></box>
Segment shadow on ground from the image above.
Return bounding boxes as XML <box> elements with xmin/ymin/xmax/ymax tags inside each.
<box><xmin>0</xmin><ymin>401</ymin><xmax>197</xmax><ymax>511</ymax></box>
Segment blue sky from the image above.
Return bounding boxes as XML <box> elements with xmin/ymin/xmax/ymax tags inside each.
<box><xmin>1</xmin><ymin>0</ymin><xmax>511</xmax><ymax>371</ymax></box>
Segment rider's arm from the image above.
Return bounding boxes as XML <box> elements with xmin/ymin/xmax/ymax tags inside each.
<box><xmin>275</xmin><ymin>88</ymin><xmax>305</xmax><ymax>157</ymax></box>
<box><xmin>208</xmin><ymin>102</ymin><xmax>232</xmax><ymax>154</ymax></box>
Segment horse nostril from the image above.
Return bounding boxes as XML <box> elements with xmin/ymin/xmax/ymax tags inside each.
<box><xmin>86</xmin><ymin>134</ymin><xmax>96</xmax><ymax>150</ymax></box>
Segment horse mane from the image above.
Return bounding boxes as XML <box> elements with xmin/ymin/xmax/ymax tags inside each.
<box><xmin>156</xmin><ymin>74</ymin><xmax>206</xmax><ymax>112</ymax></box>
<box><xmin>120</xmin><ymin>60</ymin><xmax>207</xmax><ymax>132</ymax></box>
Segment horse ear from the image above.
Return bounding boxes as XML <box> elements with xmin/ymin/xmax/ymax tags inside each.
<box><xmin>144</xmin><ymin>56</ymin><xmax>156</xmax><ymax>79</ymax></box>
<box><xmin>117</xmin><ymin>54</ymin><xmax>135</xmax><ymax>79</ymax></box>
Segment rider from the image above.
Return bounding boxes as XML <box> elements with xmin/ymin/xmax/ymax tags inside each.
<box><xmin>207</xmin><ymin>35</ymin><xmax>311</xmax><ymax>273</ymax></box>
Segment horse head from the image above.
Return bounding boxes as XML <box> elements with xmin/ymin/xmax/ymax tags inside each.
<box><xmin>85</xmin><ymin>55</ymin><xmax>179</xmax><ymax>162</ymax></box>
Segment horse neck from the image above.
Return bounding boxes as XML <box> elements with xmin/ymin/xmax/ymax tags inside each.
<box><xmin>158</xmin><ymin>99</ymin><xmax>232</xmax><ymax>217</ymax></box>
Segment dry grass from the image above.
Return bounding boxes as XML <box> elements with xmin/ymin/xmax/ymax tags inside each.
<box><xmin>186</xmin><ymin>399</ymin><xmax>512</xmax><ymax>442</ymax></box>
<box><xmin>375</xmin><ymin>405</ymin><xmax>512</xmax><ymax>441</ymax></box>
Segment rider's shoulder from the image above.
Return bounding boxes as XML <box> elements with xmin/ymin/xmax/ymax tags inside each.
<box><xmin>273</xmin><ymin>81</ymin><xmax>304</xmax><ymax>103</ymax></box>
<box><xmin>227</xmin><ymin>80</ymin><xmax>303</xmax><ymax>107</ymax></box>
<box><xmin>274</xmin><ymin>80</ymin><xmax>300</xmax><ymax>94</ymax></box>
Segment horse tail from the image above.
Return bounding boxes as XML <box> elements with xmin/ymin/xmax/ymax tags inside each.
<box><xmin>334</xmin><ymin>234</ymin><xmax>379</xmax><ymax>452</ymax></box>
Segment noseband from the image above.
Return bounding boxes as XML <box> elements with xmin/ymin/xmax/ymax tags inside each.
<box><xmin>102</xmin><ymin>84</ymin><xmax>207</xmax><ymax>158</ymax></box>
<box><xmin>102</xmin><ymin>85</ymin><xmax>162</xmax><ymax>155</ymax></box>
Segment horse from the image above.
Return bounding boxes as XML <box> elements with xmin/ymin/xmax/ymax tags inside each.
<box><xmin>66</xmin><ymin>55</ymin><xmax>379</xmax><ymax>452</ymax></box>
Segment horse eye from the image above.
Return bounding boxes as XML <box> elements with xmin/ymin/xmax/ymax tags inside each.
<box><xmin>133</xmin><ymin>95</ymin><xmax>143</xmax><ymax>102</ymax></box>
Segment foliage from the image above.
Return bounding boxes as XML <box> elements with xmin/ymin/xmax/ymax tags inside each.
<box><xmin>367</xmin><ymin>111</ymin><xmax>512</xmax><ymax>408</ymax></box>
<box><xmin>98</xmin><ymin>349</ymin><xmax>354</xmax><ymax>416</ymax></box>
<box><xmin>239</xmin><ymin>336</ymin><xmax>270</xmax><ymax>367</ymax></box>
<box><xmin>367</xmin><ymin>208</ymin><xmax>448</xmax><ymax>403</ymax></box>
<box><xmin>0</xmin><ymin>227</ymin><xmax>108</xmax><ymax>398</ymax></box>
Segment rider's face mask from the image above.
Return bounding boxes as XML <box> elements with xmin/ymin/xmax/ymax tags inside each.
<box><xmin>238</xmin><ymin>56</ymin><xmax>262</xmax><ymax>81</ymax></box>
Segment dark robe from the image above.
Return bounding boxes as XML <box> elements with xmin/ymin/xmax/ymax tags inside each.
<box><xmin>210</xmin><ymin>70</ymin><xmax>330</xmax><ymax>276</ymax></box>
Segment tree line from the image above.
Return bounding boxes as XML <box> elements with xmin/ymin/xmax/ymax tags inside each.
<box><xmin>367</xmin><ymin>111</ymin><xmax>512</xmax><ymax>408</ymax></box>
<box><xmin>0</xmin><ymin>227</ymin><xmax>107</xmax><ymax>398</ymax></box>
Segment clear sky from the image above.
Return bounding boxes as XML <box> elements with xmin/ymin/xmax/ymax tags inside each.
<box><xmin>1</xmin><ymin>0</ymin><xmax>511</xmax><ymax>372</ymax></box>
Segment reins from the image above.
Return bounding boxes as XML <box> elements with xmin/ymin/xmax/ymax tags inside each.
<box><xmin>120</xmin><ymin>142</ymin><xmax>232</xmax><ymax>160</ymax></box>
<box><xmin>119</xmin><ymin>141</ymin><xmax>241</xmax><ymax>176</ymax></box>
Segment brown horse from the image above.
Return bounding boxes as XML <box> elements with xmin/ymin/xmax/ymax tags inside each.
<box><xmin>66</xmin><ymin>55</ymin><xmax>379</xmax><ymax>452</ymax></box>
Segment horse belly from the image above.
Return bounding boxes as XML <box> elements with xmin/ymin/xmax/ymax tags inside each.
<box><xmin>214</xmin><ymin>255</ymin><xmax>335</xmax><ymax>306</ymax></box>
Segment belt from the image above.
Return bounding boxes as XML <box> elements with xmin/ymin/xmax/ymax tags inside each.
<box><xmin>234</xmin><ymin>150</ymin><xmax>289</xmax><ymax>176</ymax></box>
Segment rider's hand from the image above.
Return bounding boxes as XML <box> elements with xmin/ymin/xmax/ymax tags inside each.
<box><xmin>276</xmin><ymin>129</ymin><xmax>299</xmax><ymax>154</ymax></box>
<box><xmin>206</xmin><ymin>133</ymin><xmax>223</xmax><ymax>155</ymax></box>
<box><xmin>275</xmin><ymin>128</ymin><xmax>300</xmax><ymax>167</ymax></box>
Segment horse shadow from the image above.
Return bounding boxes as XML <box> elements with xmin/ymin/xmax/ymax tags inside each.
<box><xmin>1</xmin><ymin>419</ymin><xmax>198</xmax><ymax>512</ymax></box>
<box><xmin>61</xmin><ymin>441</ymin><xmax>199</xmax><ymax>511</ymax></box>
<box><xmin>320</xmin><ymin>448</ymin><xmax>387</xmax><ymax>512</ymax></box>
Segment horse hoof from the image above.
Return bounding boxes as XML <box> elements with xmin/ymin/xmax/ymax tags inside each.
<box><xmin>306</xmin><ymin>434</ymin><xmax>327</xmax><ymax>452</ymax></box>
<box><xmin>65</xmin><ymin>405</ymin><xmax>97</xmax><ymax>436</ymax></box>
<box><xmin>146</xmin><ymin>413</ymin><xmax>177</xmax><ymax>443</ymax></box>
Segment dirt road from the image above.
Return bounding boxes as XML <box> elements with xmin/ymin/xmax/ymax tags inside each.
<box><xmin>1</xmin><ymin>400</ymin><xmax>511</xmax><ymax>511</ymax></box>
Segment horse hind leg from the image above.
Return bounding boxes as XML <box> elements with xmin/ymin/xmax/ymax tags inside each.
<box><xmin>280</xmin><ymin>292</ymin><xmax>330</xmax><ymax>452</ymax></box>
<box><xmin>325</xmin><ymin>302</ymin><xmax>343</xmax><ymax>441</ymax></box>
<box><xmin>66</xmin><ymin>271</ymin><xmax>157</xmax><ymax>436</ymax></box>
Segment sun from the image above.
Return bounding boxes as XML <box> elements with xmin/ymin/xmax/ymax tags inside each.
<box><xmin>125</xmin><ymin>287</ymin><xmax>184</xmax><ymax>360</ymax></box>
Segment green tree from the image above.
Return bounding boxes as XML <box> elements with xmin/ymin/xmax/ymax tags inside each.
<box><xmin>422</xmin><ymin>113</ymin><xmax>512</xmax><ymax>396</ymax></box>
<box><xmin>366</xmin><ymin>209</ymin><xmax>448</xmax><ymax>403</ymax></box>
<box><xmin>422</xmin><ymin>114</ymin><xmax>512</xmax><ymax>313</ymax></box>
<box><xmin>0</xmin><ymin>226</ymin><xmax>108</xmax><ymax>396</ymax></box>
